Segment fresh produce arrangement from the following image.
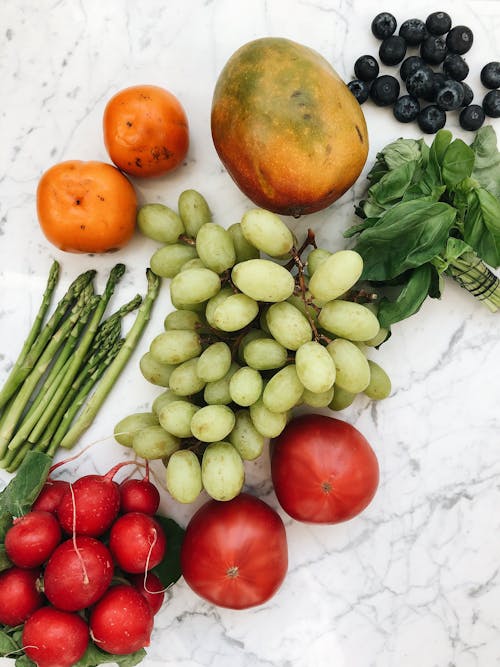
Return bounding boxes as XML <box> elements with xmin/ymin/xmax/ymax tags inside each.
<box><xmin>348</xmin><ymin>11</ymin><xmax>500</xmax><ymax>132</ymax></box>
<box><xmin>346</xmin><ymin>125</ymin><xmax>500</xmax><ymax>327</ymax></box>
<box><xmin>0</xmin><ymin>450</ymin><xmax>184</xmax><ymax>666</ymax></box>
<box><xmin>1</xmin><ymin>12</ymin><xmax>499</xmax><ymax>665</ymax></box>
<box><xmin>113</xmin><ymin>192</ymin><xmax>391</xmax><ymax>506</ymax></box>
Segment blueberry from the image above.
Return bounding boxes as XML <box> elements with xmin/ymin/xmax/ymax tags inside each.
<box><xmin>459</xmin><ymin>105</ymin><xmax>485</xmax><ymax>131</ymax></box>
<box><xmin>348</xmin><ymin>79</ymin><xmax>370</xmax><ymax>104</ymax></box>
<box><xmin>400</xmin><ymin>56</ymin><xmax>425</xmax><ymax>82</ymax></box>
<box><xmin>420</xmin><ymin>35</ymin><xmax>448</xmax><ymax>65</ymax></box>
<box><xmin>425</xmin><ymin>11</ymin><xmax>452</xmax><ymax>36</ymax></box>
<box><xmin>354</xmin><ymin>55</ymin><xmax>380</xmax><ymax>82</ymax></box>
<box><xmin>393</xmin><ymin>95</ymin><xmax>421</xmax><ymax>122</ymax></box>
<box><xmin>436</xmin><ymin>80</ymin><xmax>465</xmax><ymax>111</ymax></box>
<box><xmin>480</xmin><ymin>62</ymin><xmax>500</xmax><ymax>89</ymax></box>
<box><xmin>418</xmin><ymin>105</ymin><xmax>447</xmax><ymax>133</ymax></box>
<box><xmin>443</xmin><ymin>54</ymin><xmax>469</xmax><ymax>81</ymax></box>
<box><xmin>406</xmin><ymin>66</ymin><xmax>435</xmax><ymax>100</ymax></box>
<box><xmin>370</xmin><ymin>75</ymin><xmax>400</xmax><ymax>106</ymax></box>
<box><xmin>482</xmin><ymin>90</ymin><xmax>500</xmax><ymax>118</ymax></box>
<box><xmin>399</xmin><ymin>19</ymin><xmax>427</xmax><ymax>46</ymax></box>
<box><xmin>446</xmin><ymin>26</ymin><xmax>474</xmax><ymax>55</ymax></box>
<box><xmin>432</xmin><ymin>72</ymin><xmax>448</xmax><ymax>99</ymax></box>
<box><xmin>461</xmin><ymin>82</ymin><xmax>474</xmax><ymax>106</ymax></box>
<box><xmin>379</xmin><ymin>35</ymin><xmax>407</xmax><ymax>66</ymax></box>
<box><xmin>371</xmin><ymin>12</ymin><xmax>397</xmax><ymax>40</ymax></box>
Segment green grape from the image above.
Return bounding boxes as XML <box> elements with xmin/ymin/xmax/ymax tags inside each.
<box><xmin>196</xmin><ymin>223</ymin><xmax>236</xmax><ymax>273</ymax></box>
<box><xmin>229</xmin><ymin>366</ymin><xmax>263</xmax><ymax>406</ymax></box>
<box><xmin>164</xmin><ymin>309</ymin><xmax>205</xmax><ymax>332</ymax></box>
<box><xmin>137</xmin><ymin>203</ymin><xmax>184</xmax><ymax>243</ymax></box>
<box><xmin>364</xmin><ymin>360</ymin><xmax>392</xmax><ymax>399</ymax></box>
<box><xmin>262</xmin><ymin>364</ymin><xmax>304</xmax><ymax>413</ymax></box>
<box><xmin>178</xmin><ymin>189</ymin><xmax>212</xmax><ymax>238</ymax></box>
<box><xmin>364</xmin><ymin>326</ymin><xmax>390</xmax><ymax>347</ymax></box>
<box><xmin>201</xmin><ymin>441</ymin><xmax>244</xmax><ymax>501</ymax></box>
<box><xmin>329</xmin><ymin>385</ymin><xmax>356</xmax><ymax>411</ymax></box>
<box><xmin>306</xmin><ymin>247</ymin><xmax>331</xmax><ymax>276</ymax></box>
<box><xmin>309</xmin><ymin>250</ymin><xmax>363</xmax><ymax>302</ymax></box>
<box><xmin>266</xmin><ymin>301</ymin><xmax>313</xmax><ymax>351</ymax></box>
<box><xmin>205</xmin><ymin>287</ymin><xmax>233</xmax><ymax>328</ymax></box>
<box><xmin>318</xmin><ymin>300</ymin><xmax>380</xmax><ymax>342</ymax></box>
<box><xmin>158</xmin><ymin>400</ymin><xmax>199</xmax><ymax>438</ymax></box>
<box><xmin>326</xmin><ymin>339</ymin><xmax>370</xmax><ymax>393</ymax></box>
<box><xmin>295</xmin><ymin>341</ymin><xmax>336</xmax><ymax>393</ymax></box>
<box><xmin>243</xmin><ymin>337</ymin><xmax>288</xmax><ymax>370</ymax></box>
<box><xmin>228</xmin><ymin>222</ymin><xmax>260</xmax><ymax>262</ymax></box>
<box><xmin>166</xmin><ymin>450</ymin><xmax>203</xmax><ymax>504</ymax></box>
<box><xmin>150</xmin><ymin>243</ymin><xmax>198</xmax><ymax>278</ymax></box>
<box><xmin>259</xmin><ymin>309</ymin><xmax>271</xmax><ymax>334</ymax></box>
<box><xmin>179</xmin><ymin>257</ymin><xmax>206</xmax><ymax>272</ymax></box>
<box><xmin>237</xmin><ymin>329</ymin><xmax>267</xmax><ymax>364</ymax></box>
<box><xmin>249</xmin><ymin>398</ymin><xmax>288</xmax><ymax>438</ymax></box>
<box><xmin>168</xmin><ymin>357</ymin><xmax>205</xmax><ymax>396</ymax></box>
<box><xmin>114</xmin><ymin>412</ymin><xmax>159</xmax><ymax>448</ymax></box>
<box><xmin>190</xmin><ymin>404</ymin><xmax>236</xmax><ymax>442</ymax></box>
<box><xmin>204</xmin><ymin>362</ymin><xmax>240</xmax><ymax>405</ymax></box>
<box><xmin>132</xmin><ymin>425</ymin><xmax>181</xmax><ymax>460</ymax></box>
<box><xmin>170</xmin><ymin>267</ymin><xmax>221</xmax><ymax>305</ymax></box>
<box><xmin>152</xmin><ymin>389</ymin><xmax>180</xmax><ymax>417</ymax></box>
<box><xmin>213</xmin><ymin>293</ymin><xmax>259</xmax><ymax>332</ymax></box>
<box><xmin>139</xmin><ymin>352</ymin><xmax>175</xmax><ymax>387</ymax></box>
<box><xmin>231</xmin><ymin>259</ymin><xmax>295</xmax><ymax>302</ymax></box>
<box><xmin>150</xmin><ymin>330</ymin><xmax>201</xmax><ymax>365</ymax></box>
<box><xmin>170</xmin><ymin>293</ymin><xmax>206</xmax><ymax>313</ymax></box>
<box><xmin>240</xmin><ymin>208</ymin><xmax>294</xmax><ymax>257</ymax></box>
<box><xmin>229</xmin><ymin>410</ymin><xmax>265</xmax><ymax>460</ymax></box>
<box><xmin>197</xmin><ymin>342</ymin><xmax>232</xmax><ymax>382</ymax></box>
<box><xmin>286</xmin><ymin>293</ymin><xmax>318</xmax><ymax>322</ymax></box>
<box><xmin>302</xmin><ymin>386</ymin><xmax>335</xmax><ymax>408</ymax></box>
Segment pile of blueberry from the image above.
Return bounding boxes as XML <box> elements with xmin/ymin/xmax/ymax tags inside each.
<box><xmin>348</xmin><ymin>11</ymin><xmax>500</xmax><ymax>133</ymax></box>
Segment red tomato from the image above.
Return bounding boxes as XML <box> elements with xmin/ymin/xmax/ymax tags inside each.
<box><xmin>180</xmin><ymin>493</ymin><xmax>288</xmax><ymax>610</ymax></box>
<box><xmin>271</xmin><ymin>413</ymin><xmax>379</xmax><ymax>524</ymax></box>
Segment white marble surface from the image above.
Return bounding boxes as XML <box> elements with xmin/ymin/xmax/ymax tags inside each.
<box><xmin>1</xmin><ymin>1</ymin><xmax>500</xmax><ymax>666</ymax></box>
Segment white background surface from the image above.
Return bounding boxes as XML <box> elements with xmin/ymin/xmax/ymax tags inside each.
<box><xmin>1</xmin><ymin>1</ymin><xmax>500</xmax><ymax>666</ymax></box>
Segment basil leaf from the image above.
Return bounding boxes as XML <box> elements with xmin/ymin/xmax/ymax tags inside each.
<box><xmin>74</xmin><ymin>642</ymin><xmax>146</xmax><ymax>667</ymax></box>
<box><xmin>441</xmin><ymin>139</ymin><xmax>475</xmax><ymax>189</ymax></box>
<box><xmin>378</xmin><ymin>264</ymin><xmax>434</xmax><ymax>328</ymax></box>
<box><xmin>471</xmin><ymin>125</ymin><xmax>500</xmax><ymax>198</ymax></box>
<box><xmin>0</xmin><ymin>628</ymin><xmax>19</xmax><ymax>654</ymax></box>
<box><xmin>0</xmin><ymin>451</ymin><xmax>52</xmax><ymax>518</ymax></box>
<box><xmin>463</xmin><ymin>188</ymin><xmax>500</xmax><ymax>267</ymax></box>
<box><xmin>366</xmin><ymin>154</ymin><xmax>389</xmax><ymax>184</ymax></box>
<box><xmin>402</xmin><ymin>183</ymin><xmax>446</xmax><ymax>203</ymax></box>
<box><xmin>368</xmin><ymin>161</ymin><xmax>417</xmax><ymax>205</ymax></box>
<box><xmin>344</xmin><ymin>216</ymin><xmax>380</xmax><ymax>239</ymax></box>
<box><xmin>152</xmin><ymin>515</ymin><xmax>185</xmax><ymax>588</ymax></box>
<box><xmin>353</xmin><ymin>200</ymin><xmax>457</xmax><ymax>281</ymax></box>
<box><xmin>381</xmin><ymin>138</ymin><xmax>423</xmax><ymax>170</ymax></box>
<box><xmin>425</xmin><ymin>129</ymin><xmax>452</xmax><ymax>185</ymax></box>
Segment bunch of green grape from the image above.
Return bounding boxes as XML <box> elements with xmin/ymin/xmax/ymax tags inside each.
<box><xmin>114</xmin><ymin>190</ymin><xmax>391</xmax><ymax>505</ymax></box>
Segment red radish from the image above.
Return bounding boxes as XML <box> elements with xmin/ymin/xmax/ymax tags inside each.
<box><xmin>0</xmin><ymin>567</ymin><xmax>43</xmax><ymax>625</ymax></box>
<box><xmin>89</xmin><ymin>584</ymin><xmax>154</xmax><ymax>654</ymax></box>
<box><xmin>32</xmin><ymin>479</ymin><xmax>70</xmax><ymax>513</ymax></box>
<box><xmin>130</xmin><ymin>572</ymin><xmax>165</xmax><ymax>614</ymax></box>
<box><xmin>5</xmin><ymin>510</ymin><xmax>61</xmax><ymax>568</ymax></box>
<box><xmin>43</xmin><ymin>536</ymin><xmax>114</xmax><ymax>611</ymax></box>
<box><xmin>23</xmin><ymin>606</ymin><xmax>89</xmax><ymax>667</ymax></box>
<box><xmin>109</xmin><ymin>512</ymin><xmax>166</xmax><ymax>573</ymax></box>
<box><xmin>119</xmin><ymin>477</ymin><xmax>161</xmax><ymax>515</ymax></box>
<box><xmin>56</xmin><ymin>462</ymin><xmax>133</xmax><ymax>536</ymax></box>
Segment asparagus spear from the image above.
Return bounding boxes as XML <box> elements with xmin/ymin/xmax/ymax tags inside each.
<box><xmin>0</xmin><ymin>268</ymin><xmax>95</xmax><ymax>410</ymax></box>
<box><xmin>59</xmin><ymin>269</ymin><xmax>161</xmax><ymax>450</ymax></box>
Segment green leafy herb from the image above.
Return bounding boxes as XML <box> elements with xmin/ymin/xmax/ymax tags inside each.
<box><xmin>346</xmin><ymin>126</ymin><xmax>500</xmax><ymax>333</ymax></box>
<box><xmin>74</xmin><ymin>642</ymin><xmax>146</xmax><ymax>667</ymax></box>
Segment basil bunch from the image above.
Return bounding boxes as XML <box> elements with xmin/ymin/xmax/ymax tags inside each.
<box><xmin>346</xmin><ymin>126</ymin><xmax>500</xmax><ymax>329</ymax></box>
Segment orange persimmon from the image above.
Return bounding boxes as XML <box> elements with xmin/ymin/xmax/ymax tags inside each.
<box><xmin>103</xmin><ymin>85</ymin><xmax>189</xmax><ymax>178</ymax></box>
<box><xmin>36</xmin><ymin>160</ymin><xmax>137</xmax><ymax>253</ymax></box>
